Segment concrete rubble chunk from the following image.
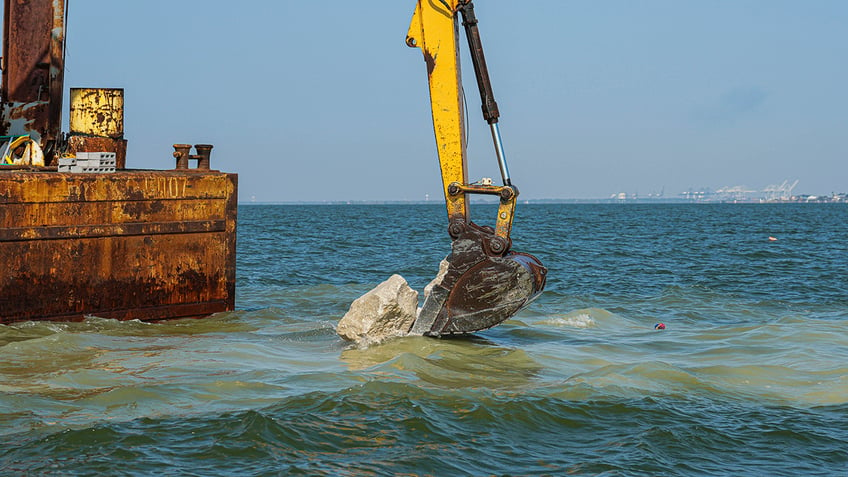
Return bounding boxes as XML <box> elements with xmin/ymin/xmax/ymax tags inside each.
<box><xmin>423</xmin><ymin>259</ymin><xmax>450</xmax><ymax>298</ymax></box>
<box><xmin>337</xmin><ymin>274</ymin><xmax>419</xmax><ymax>345</ymax></box>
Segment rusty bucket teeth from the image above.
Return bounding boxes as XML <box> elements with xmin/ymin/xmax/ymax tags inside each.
<box><xmin>410</xmin><ymin>231</ymin><xmax>546</xmax><ymax>337</ymax></box>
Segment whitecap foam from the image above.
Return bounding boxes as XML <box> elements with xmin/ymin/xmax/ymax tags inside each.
<box><xmin>540</xmin><ymin>312</ymin><xmax>597</xmax><ymax>329</ymax></box>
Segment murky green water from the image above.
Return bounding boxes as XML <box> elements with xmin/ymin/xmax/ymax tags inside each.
<box><xmin>2</xmin><ymin>204</ymin><xmax>847</xmax><ymax>475</ymax></box>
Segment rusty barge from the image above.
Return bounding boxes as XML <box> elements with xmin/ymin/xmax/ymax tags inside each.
<box><xmin>0</xmin><ymin>1</ymin><xmax>237</xmax><ymax>324</ymax></box>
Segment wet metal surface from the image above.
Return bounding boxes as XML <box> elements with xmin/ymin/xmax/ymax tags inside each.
<box><xmin>0</xmin><ymin>170</ymin><xmax>238</xmax><ymax>324</ymax></box>
<box><xmin>411</xmin><ymin>221</ymin><xmax>546</xmax><ymax>336</ymax></box>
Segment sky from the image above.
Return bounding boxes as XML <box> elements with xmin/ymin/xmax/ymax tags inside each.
<box><xmin>45</xmin><ymin>0</ymin><xmax>848</xmax><ymax>201</ymax></box>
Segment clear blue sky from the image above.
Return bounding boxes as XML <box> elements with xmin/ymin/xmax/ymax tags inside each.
<box><xmin>57</xmin><ymin>0</ymin><xmax>846</xmax><ymax>201</ymax></box>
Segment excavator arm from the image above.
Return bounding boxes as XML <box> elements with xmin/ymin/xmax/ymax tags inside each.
<box><xmin>406</xmin><ymin>0</ymin><xmax>546</xmax><ymax>336</ymax></box>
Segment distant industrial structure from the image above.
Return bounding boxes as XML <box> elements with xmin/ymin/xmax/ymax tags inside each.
<box><xmin>611</xmin><ymin>179</ymin><xmax>846</xmax><ymax>203</ymax></box>
<box><xmin>762</xmin><ymin>179</ymin><xmax>800</xmax><ymax>201</ymax></box>
<box><xmin>682</xmin><ymin>179</ymin><xmax>846</xmax><ymax>203</ymax></box>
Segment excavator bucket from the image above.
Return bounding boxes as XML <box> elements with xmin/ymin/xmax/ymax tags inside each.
<box><xmin>410</xmin><ymin>223</ymin><xmax>547</xmax><ymax>336</ymax></box>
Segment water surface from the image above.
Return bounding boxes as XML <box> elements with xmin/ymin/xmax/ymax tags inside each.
<box><xmin>2</xmin><ymin>204</ymin><xmax>846</xmax><ymax>475</ymax></box>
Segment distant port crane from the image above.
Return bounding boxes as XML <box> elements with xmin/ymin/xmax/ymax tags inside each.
<box><xmin>763</xmin><ymin>179</ymin><xmax>799</xmax><ymax>201</ymax></box>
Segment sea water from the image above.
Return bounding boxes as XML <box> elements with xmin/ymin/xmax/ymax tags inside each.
<box><xmin>1</xmin><ymin>203</ymin><xmax>846</xmax><ymax>475</ymax></box>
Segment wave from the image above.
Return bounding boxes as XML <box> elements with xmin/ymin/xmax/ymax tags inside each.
<box><xmin>4</xmin><ymin>380</ymin><xmax>847</xmax><ymax>476</ymax></box>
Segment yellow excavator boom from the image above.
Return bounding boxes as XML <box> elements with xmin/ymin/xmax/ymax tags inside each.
<box><xmin>405</xmin><ymin>0</ymin><xmax>547</xmax><ymax>336</ymax></box>
<box><xmin>406</xmin><ymin>0</ymin><xmax>468</xmax><ymax>222</ymax></box>
<box><xmin>406</xmin><ymin>0</ymin><xmax>518</xmax><ymax>248</ymax></box>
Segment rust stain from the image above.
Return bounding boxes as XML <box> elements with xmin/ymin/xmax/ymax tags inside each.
<box><xmin>0</xmin><ymin>2</ymin><xmax>237</xmax><ymax>324</ymax></box>
<box><xmin>68</xmin><ymin>136</ymin><xmax>128</xmax><ymax>169</ymax></box>
<box><xmin>0</xmin><ymin>170</ymin><xmax>238</xmax><ymax>324</ymax></box>
<box><xmin>423</xmin><ymin>50</ymin><xmax>437</xmax><ymax>76</ymax></box>
<box><xmin>1</xmin><ymin>0</ymin><xmax>65</xmax><ymax>156</ymax></box>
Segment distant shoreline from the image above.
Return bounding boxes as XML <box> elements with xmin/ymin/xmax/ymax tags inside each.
<box><xmin>240</xmin><ymin>197</ymin><xmax>846</xmax><ymax>206</ymax></box>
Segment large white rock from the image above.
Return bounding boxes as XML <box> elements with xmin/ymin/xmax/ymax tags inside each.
<box><xmin>337</xmin><ymin>274</ymin><xmax>419</xmax><ymax>345</ymax></box>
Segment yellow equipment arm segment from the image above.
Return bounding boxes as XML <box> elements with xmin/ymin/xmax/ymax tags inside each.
<box><xmin>406</xmin><ymin>0</ymin><xmax>468</xmax><ymax>226</ymax></box>
<box><xmin>406</xmin><ymin>0</ymin><xmax>516</xmax><ymax>254</ymax></box>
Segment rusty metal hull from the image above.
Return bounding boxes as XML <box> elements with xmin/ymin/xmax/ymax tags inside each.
<box><xmin>0</xmin><ymin>170</ymin><xmax>237</xmax><ymax>324</ymax></box>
